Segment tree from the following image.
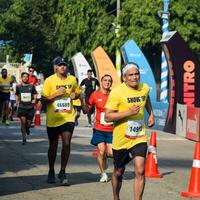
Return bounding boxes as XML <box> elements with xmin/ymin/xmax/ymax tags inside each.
<box><xmin>55</xmin><ymin>0</ymin><xmax>116</xmax><ymax>67</ymax></box>
<box><xmin>170</xmin><ymin>0</ymin><xmax>200</xmax><ymax>57</ymax></box>
<box><xmin>0</xmin><ymin>0</ymin><xmax>60</xmax><ymax>75</ymax></box>
<box><xmin>0</xmin><ymin>0</ymin><xmax>199</xmax><ymax>77</ymax></box>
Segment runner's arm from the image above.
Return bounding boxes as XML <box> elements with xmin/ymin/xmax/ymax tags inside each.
<box><xmin>42</xmin><ymin>87</ymin><xmax>66</xmax><ymax>103</ymax></box>
<box><xmin>145</xmin><ymin>95</ymin><xmax>154</xmax><ymax>127</ymax></box>
<box><xmin>32</xmin><ymin>94</ymin><xmax>37</xmax><ymax>104</ymax></box>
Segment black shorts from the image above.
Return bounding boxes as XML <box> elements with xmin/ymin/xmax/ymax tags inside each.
<box><xmin>0</xmin><ymin>92</ymin><xmax>10</xmax><ymax>102</ymax></box>
<box><xmin>47</xmin><ymin>122</ymin><xmax>75</xmax><ymax>142</ymax></box>
<box><xmin>17</xmin><ymin>107</ymin><xmax>35</xmax><ymax>120</ymax></box>
<box><xmin>74</xmin><ymin>106</ymin><xmax>81</xmax><ymax>112</ymax></box>
<box><xmin>113</xmin><ymin>142</ymin><xmax>148</xmax><ymax>168</ymax></box>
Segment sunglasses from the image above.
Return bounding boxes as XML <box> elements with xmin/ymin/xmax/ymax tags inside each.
<box><xmin>57</xmin><ymin>63</ymin><xmax>67</xmax><ymax>67</ymax></box>
<box><xmin>29</xmin><ymin>70</ymin><xmax>34</xmax><ymax>72</ymax></box>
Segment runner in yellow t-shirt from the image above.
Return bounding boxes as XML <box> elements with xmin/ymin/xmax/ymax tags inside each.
<box><xmin>105</xmin><ymin>62</ymin><xmax>154</xmax><ymax>200</ymax></box>
<box><xmin>42</xmin><ymin>56</ymin><xmax>80</xmax><ymax>186</ymax></box>
<box><xmin>0</xmin><ymin>68</ymin><xmax>14</xmax><ymax>125</ymax></box>
<box><xmin>72</xmin><ymin>78</ymin><xmax>82</xmax><ymax>127</ymax></box>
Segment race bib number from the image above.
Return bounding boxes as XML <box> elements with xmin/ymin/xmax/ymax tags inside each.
<box><xmin>21</xmin><ymin>93</ymin><xmax>31</xmax><ymax>102</ymax></box>
<box><xmin>100</xmin><ymin>112</ymin><xmax>113</xmax><ymax>126</ymax></box>
<box><xmin>125</xmin><ymin>120</ymin><xmax>145</xmax><ymax>139</ymax></box>
<box><xmin>55</xmin><ymin>98</ymin><xmax>71</xmax><ymax>112</ymax></box>
<box><xmin>2</xmin><ymin>83</ymin><xmax>10</xmax><ymax>90</ymax></box>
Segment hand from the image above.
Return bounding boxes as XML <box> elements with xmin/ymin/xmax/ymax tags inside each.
<box><xmin>129</xmin><ymin>106</ymin><xmax>140</xmax><ymax>115</ymax></box>
<box><xmin>147</xmin><ymin>114</ymin><xmax>155</xmax><ymax>127</ymax></box>
<box><xmin>69</xmin><ymin>92</ymin><xmax>76</xmax><ymax>100</ymax></box>
<box><xmin>32</xmin><ymin>99</ymin><xmax>36</xmax><ymax>104</ymax></box>
<box><xmin>56</xmin><ymin>87</ymin><xmax>66</xmax><ymax>97</ymax></box>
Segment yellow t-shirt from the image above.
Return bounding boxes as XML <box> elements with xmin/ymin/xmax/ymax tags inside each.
<box><xmin>42</xmin><ymin>74</ymin><xmax>80</xmax><ymax>127</ymax></box>
<box><xmin>105</xmin><ymin>82</ymin><xmax>149</xmax><ymax>150</ymax></box>
<box><xmin>72</xmin><ymin>85</ymin><xmax>81</xmax><ymax>107</ymax></box>
<box><xmin>0</xmin><ymin>76</ymin><xmax>13</xmax><ymax>93</ymax></box>
<box><xmin>72</xmin><ymin>98</ymin><xmax>81</xmax><ymax>107</ymax></box>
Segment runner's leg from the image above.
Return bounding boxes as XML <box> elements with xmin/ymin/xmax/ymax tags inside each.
<box><xmin>106</xmin><ymin>143</ymin><xmax>113</xmax><ymax>158</ymax></box>
<box><xmin>134</xmin><ymin>156</ymin><xmax>146</xmax><ymax>200</ymax></box>
<box><xmin>97</xmin><ymin>142</ymin><xmax>107</xmax><ymax>172</ymax></box>
<box><xmin>48</xmin><ymin>138</ymin><xmax>59</xmax><ymax>171</ymax></box>
<box><xmin>60</xmin><ymin>131</ymin><xmax>73</xmax><ymax>171</ymax></box>
<box><xmin>112</xmin><ymin>166</ymin><xmax>125</xmax><ymax>200</ymax></box>
<box><xmin>20</xmin><ymin>116</ymin><xmax>27</xmax><ymax>141</ymax></box>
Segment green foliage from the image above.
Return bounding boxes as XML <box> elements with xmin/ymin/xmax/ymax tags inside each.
<box><xmin>0</xmin><ymin>0</ymin><xmax>60</xmax><ymax>75</ymax></box>
<box><xmin>170</xmin><ymin>0</ymin><xmax>200</xmax><ymax>54</ymax></box>
<box><xmin>0</xmin><ymin>0</ymin><xmax>199</xmax><ymax>77</ymax></box>
<box><xmin>54</xmin><ymin>0</ymin><xmax>116</xmax><ymax>65</ymax></box>
<box><xmin>119</xmin><ymin>0</ymin><xmax>162</xmax><ymax>48</ymax></box>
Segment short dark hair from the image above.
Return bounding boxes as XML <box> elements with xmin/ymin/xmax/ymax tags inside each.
<box><xmin>87</xmin><ymin>69</ymin><xmax>93</xmax><ymax>73</ymax></box>
<box><xmin>1</xmin><ymin>68</ymin><xmax>7</xmax><ymax>73</ymax></box>
<box><xmin>21</xmin><ymin>72</ymin><xmax>29</xmax><ymax>77</ymax></box>
<box><xmin>28</xmin><ymin>66</ymin><xmax>35</xmax><ymax>72</ymax></box>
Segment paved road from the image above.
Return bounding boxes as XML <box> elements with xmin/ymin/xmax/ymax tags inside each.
<box><xmin>0</xmin><ymin>115</ymin><xmax>196</xmax><ymax>200</ymax></box>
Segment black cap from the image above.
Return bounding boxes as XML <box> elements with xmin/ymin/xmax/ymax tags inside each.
<box><xmin>53</xmin><ymin>56</ymin><xmax>67</xmax><ymax>66</ymax></box>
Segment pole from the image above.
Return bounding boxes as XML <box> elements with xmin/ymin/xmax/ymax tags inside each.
<box><xmin>160</xmin><ymin>0</ymin><xmax>170</xmax><ymax>102</ymax></box>
<box><xmin>115</xmin><ymin>0</ymin><xmax>121</xmax><ymax>78</ymax></box>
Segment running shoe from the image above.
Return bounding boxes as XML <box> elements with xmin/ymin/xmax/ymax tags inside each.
<box><xmin>99</xmin><ymin>172</ymin><xmax>108</xmax><ymax>183</ymax></box>
<box><xmin>2</xmin><ymin>118</ymin><xmax>6</xmax><ymax>124</ymax></box>
<box><xmin>22</xmin><ymin>138</ymin><xmax>27</xmax><ymax>145</ymax></box>
<box><xmin>47</xmin><ymin>170</ymin><xmax>55</xmax><ymax>183</ymax></box>
<box><xmin>75</xmin><ymin>120</ymin><xmax>79</xmax><ymax>127</ymax></box>
<box><xmin>5</xmin><ymin>120</ymin><xmax>10</xmax><ymax>126</ymax></box>
<box><xmin>58</xmin><ymin>170</ymin><xmax>70</xmax><ymax>186</ymax></box>
<box><xmin>26</xmin><ymin>125</ymin><xmax>30</xmax><ymax>135</ymax></box>
<box><xmin>87</xmin><ymin>123</ymin><xmax>92</xmax><ymax>127</ymax></box>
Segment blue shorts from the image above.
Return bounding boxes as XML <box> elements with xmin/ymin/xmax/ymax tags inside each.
<box><xmin>10</xmin><ymin>99</ymin><xmax>16</xmax><ymax>105</ymax></box>
<box><xmin>91</xmin><ymin>129</ymin><xmax>112</xmax><ymax>146</ymax></box>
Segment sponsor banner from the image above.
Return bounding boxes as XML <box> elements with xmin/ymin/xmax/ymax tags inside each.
<box><xmin>145</xmin><ymin>101</ymin><xmax>168</xmax><ymax>131</ymax></box>
<box><xmin>121</xmin><ymin>39</ymin><xmax>157</xmax><ymax>101</ymax></box>
<box><xmin>176</xmin><ymin>103</ymin><xmax>187</xmax><ymax>137</ymax></box>
<box><xmin>91</xmin><ymin>46</ymin><xmax>121</xmax><ymax>89</ymax></box>
<box><xmin>161</xmin><ymin>31</ymin><xmax>200</xmax><ymax>133</ymax></box>
<box><xmin>186</xmin><ymin>106</ymin><xmax>200</xmax><ymax>141</ymax></box>
<box><xmin>71</xmin><ymin>52</ymin><xmax>92</xmax><ymax>84</ymax></box>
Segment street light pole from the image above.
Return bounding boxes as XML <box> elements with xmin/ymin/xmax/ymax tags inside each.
<box><xmin>115</xmin><ymin>0</ymin><xmax>121</xmax><ymax>77</ymax></box>
<box><xmin>159</xmin><ymin>0</ymin><xmax>170</xmax><ymax>102</ymax></box>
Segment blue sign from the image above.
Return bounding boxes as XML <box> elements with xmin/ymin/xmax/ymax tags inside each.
<box><xmin>121</xmin><ymin>39</ymin><xmax>157</xmax><ymax>101</ymax></box>
<box><xmin>24</xmin><ymin>54</ymin><xmax>32</xmax><ymax>63</ymax></box>
<box><xmin>145</xmin><ymin>101</ymin><xmax>169</xmax><ymax>131</ymax></box>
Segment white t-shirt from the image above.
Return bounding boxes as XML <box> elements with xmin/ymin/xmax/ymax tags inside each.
<box><xmin>35</xmin><ymin>84</ymin><xmax>43</xmax><ymax>99</ymax></box>
<box><xmin>10</xmin><ymin>83</ymin><xmax>17</xmax><ymax>101</ymax></box>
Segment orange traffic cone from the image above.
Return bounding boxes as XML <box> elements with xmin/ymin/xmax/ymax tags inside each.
<box><xmin>145</xmin><ymin>131</ymin><xmax>162</xmax><ymax>178</ymax></box>
<box><xmin>180</xmin><ymin>142</ymin><xmax>200</xmax><ymax>198</ymax></box>
<box><xmin>34</xmin><ymin>103</ymin><xmax>41</xmax><ymax>126</ymax></box>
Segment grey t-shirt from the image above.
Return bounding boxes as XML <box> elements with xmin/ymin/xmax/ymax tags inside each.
<box><xmin>15</xmin><ymin>84</ymin><xmax>37</xmax><ymax>109</ymax></box>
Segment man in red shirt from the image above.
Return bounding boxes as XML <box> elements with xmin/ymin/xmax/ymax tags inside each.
<box><xmin>88</xmin><ymin>74</ymin><xmax>113</xmax><ymax>182</ymax></box>
<box><xmin>28</xmin><ymin>66</ymin><xmax>38</xmax><ymax>85</ymax></box>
